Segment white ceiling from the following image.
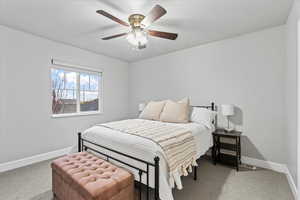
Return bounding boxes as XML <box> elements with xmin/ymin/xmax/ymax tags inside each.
<box><xmin>0</xmin><ymin>0</ymin><xmax>293</xmax><ymax>62</ymax></box>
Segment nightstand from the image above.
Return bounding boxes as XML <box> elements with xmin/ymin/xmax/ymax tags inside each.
<box><xmin>212</xmin><ymin>129</ymin><xmax>242</xmax><ymax>171</ymax></box>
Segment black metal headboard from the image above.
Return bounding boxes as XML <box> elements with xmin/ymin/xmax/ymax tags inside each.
<box><xmin>192</xmin><ymin>102</ymin><xmax>215</xmax><ymax>111</ymax></box>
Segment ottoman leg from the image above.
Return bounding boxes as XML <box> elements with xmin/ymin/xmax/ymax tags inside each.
<box><xmin>52</xmin><ymin>192</ymin><xmax>57</xmax><ymax>200</ymax></box>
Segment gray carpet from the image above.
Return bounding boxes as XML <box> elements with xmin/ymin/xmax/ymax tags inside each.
<box><xmin>0</xmin><ymin>158</ymin><xmax>294</xmax><ymax>200</ymax></box>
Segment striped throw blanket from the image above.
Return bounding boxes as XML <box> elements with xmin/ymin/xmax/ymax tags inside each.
<box><xmin>99</xmin><ymin>119</ymin><xmax>197</xmax><ymax>189</ymax></box>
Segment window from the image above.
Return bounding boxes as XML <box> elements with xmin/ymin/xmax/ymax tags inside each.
<box><xmin>51</xmin><ymin>67</ymin><xmax>102</xmax><ymax>117</ymax></box>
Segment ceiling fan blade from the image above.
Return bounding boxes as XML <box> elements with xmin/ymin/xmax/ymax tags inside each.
<box><xmin>96</xmin><ymin>10</ymin><xmax>129</xmax><ymax>27</ymax></box>
<box><xmin>141</xmin><ymin>5</ymin><xmax>167</xmax><ymax>28</ymax></box>
<box><xmin>102</xmin><ymin>33</ymin><xmax>128</xmax><ymax>40</ymax></box>
<box><xmin>148</xmin><ymin>30</ymin><xmax>178</xmax><ymax>40</ymax></box>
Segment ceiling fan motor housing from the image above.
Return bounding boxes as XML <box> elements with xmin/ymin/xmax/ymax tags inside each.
<box><xmin>128</xmin><ymin>14</ymin><xmax>145</xmax><ymax>28</ymax></box>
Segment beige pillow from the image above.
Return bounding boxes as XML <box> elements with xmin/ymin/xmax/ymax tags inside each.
<box><xmin>160</xmin><ymin>98</ymin><xmax>190</xmax><ymax>123</ymax></box>
<box><xmin>139</xmin><ymin>101</ymin><xmax>166</xmax><ymax>121</ymax></box>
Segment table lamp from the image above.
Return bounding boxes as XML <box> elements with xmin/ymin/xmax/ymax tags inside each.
<box><xmin>221</xmin><ymin>104</ymin><xmax>235</xmax><ymax>132</ymax></box>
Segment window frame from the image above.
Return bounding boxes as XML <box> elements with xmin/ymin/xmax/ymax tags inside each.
<box><xmin>50</xmin><ymin>62</ymin><xmax>103</xmax><ymax>118</ymax></box>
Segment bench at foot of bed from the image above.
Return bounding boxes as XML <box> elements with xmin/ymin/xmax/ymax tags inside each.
<box><xmin>51</xmin><ymin>152</ymin><xmax>134</xmax><ymax>200</ymax></box>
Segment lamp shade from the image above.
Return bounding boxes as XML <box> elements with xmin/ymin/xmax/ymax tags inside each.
<box><xmin>221</xmin><ymin>104</ymin><xmax>234</xmax><ymax>116</ymax></box>
<box><xmin>138</xmin><ymin>103</ymin><xmax>146</xmax><ymax>112</ymax></box>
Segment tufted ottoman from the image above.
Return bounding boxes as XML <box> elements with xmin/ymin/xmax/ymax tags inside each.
<box><xmin>51</xmin><ymin>152</ymin><xmax>134</xmax><ymax>200</ymax></box>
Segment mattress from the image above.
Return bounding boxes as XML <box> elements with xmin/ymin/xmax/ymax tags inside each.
<box><xmin>81</xmin><ymin>119</ymin><xmax>213</xmax><ymax>200</ymax></box>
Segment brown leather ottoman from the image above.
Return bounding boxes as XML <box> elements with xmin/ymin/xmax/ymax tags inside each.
<box><xmin>51</xmin><ymin>152</ymin><xmax>134</xmax><ymax>200</ymax></box>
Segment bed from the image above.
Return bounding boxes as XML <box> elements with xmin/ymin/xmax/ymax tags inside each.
<box><xmin>77</xmin><ymin>103</ymin><xmax>216</xmax><ymax>200</ymax></box>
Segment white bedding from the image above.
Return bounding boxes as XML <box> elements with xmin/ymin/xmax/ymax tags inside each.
<box><xmin>81</xmin><ymin>119</ymin><xmax>213</xmax><ymax>200</ymax></box>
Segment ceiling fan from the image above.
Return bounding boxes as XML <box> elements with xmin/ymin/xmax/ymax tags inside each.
<box><xmin>96</xmin><ymin>5</ymin><xmax>178</xmax><ymax>50</ymax></box>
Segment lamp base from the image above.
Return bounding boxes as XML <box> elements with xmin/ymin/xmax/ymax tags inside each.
<box><xmin>225</xmin><ymin>117</ymin><xmax>234</xmax><ymax>132</ymax></box>
<box><xmin>224</xmin><ymin>127</ymin><xmax>234</xmax><ymax>132</ymax></box>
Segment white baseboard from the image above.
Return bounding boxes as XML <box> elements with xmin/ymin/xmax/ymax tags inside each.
<box><xmin>241</xmin><ymin>156</ymin><xmax>287</xmax><ymax>173</ymax></box>
<box><xmin>284</xmin><ymin>167</ymin><xmax>298</xmax><ymax>200</ymax></box>
<box><xmin>242</xmin><ymin>156</ymin><xmax>297</xmax><ymax>200</ymax></box>
<box><xmin>0</xmin><ymin>146</ymin><xmax>72</xmax><ymax>173</ymax></box>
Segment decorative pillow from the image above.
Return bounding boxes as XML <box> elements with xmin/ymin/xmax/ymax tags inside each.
<box><xmin>190</xmin><ymin>107</ymin><xmax>217</xmax><ymax>129</ymax></box>
<box><xmin>160</xmin><ymin>98</ymin><xmax>190</xmax><ymax>123</ymax></box>
<box><xmin>139</xmin><ymin>101</ymin><xmax>166</xmax><ymax>121</ymax></box>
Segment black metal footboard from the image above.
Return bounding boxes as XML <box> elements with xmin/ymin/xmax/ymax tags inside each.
<box><xmin>78</xmin><ymin>132</ymin><xmax>160</xmax><ymax>200</ymax></box>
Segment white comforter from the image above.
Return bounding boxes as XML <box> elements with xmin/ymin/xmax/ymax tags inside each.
<box><xmin>81</xmin><ymin>119</ymin><xmax>213</xmax><ymax>200</ymax></box>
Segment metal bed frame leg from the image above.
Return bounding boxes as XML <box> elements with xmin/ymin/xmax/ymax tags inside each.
<box><xmin>154</xmin><ymin>157</ymin><xmax>160</xmax><ymax>200</ymax></box>
<box><xmin>138</xmin><ymin>170</ymin><xmax>143</xmax><ymax>200</ymax></box>
<box><xmin>146</xmin><ymin>164</ymin><xmax>149</xmax><ymax>200</ymax></box>
<box><xmin>193</xmin><ymin>166</ymin><xmax>197</xmax><ymax>181</ymax></box>
<box><xmin>78</xmin><ymin>132</ymin><xmax>82</xmax><ymax>152</ymax></box>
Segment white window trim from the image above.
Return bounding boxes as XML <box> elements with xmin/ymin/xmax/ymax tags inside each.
<box><xmin>52</xmin><ymin>111</ymin><xmax>102</xmax><ymax>118</ymax></box>
<box><xmin>50</xmin><ymin>59</ymin><xmax>103</xmax><ymax>118</ymax></box>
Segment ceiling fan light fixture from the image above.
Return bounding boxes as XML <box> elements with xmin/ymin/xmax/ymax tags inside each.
<box><xmin>98</xmin><ymin>5</ymin><xmax>178</xmax><ymax>49</ymax></box>
<box><xmin>126</xmin><ymin>27</ymin><xmax>148</xmax><ymax>49</ymax></box>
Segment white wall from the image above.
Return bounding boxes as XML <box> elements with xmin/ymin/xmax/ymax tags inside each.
<box><xmin>286</xmin><ymin>0</ymin><xmax>299</xmax><ymax>188</ymax></box>
<box><xmin>129</xmin><ymin>26</ymin><xmax>286</xmax><ymax>164</ymax></box>
<box><xmin>0</xmin><ymin>25</ymin><xmax>129</xmax><ymax>163</ymax></box>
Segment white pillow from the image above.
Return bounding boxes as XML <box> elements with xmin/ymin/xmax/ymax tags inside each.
<box><xmin>139</xmin><ymin>101</ymin><xmax>166</xmax><ymax>121</ymax></box>
<box><xmin>190</xmin><ymin>107</ymin><xmax>216</xmax><ymax>129</ymax></box>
